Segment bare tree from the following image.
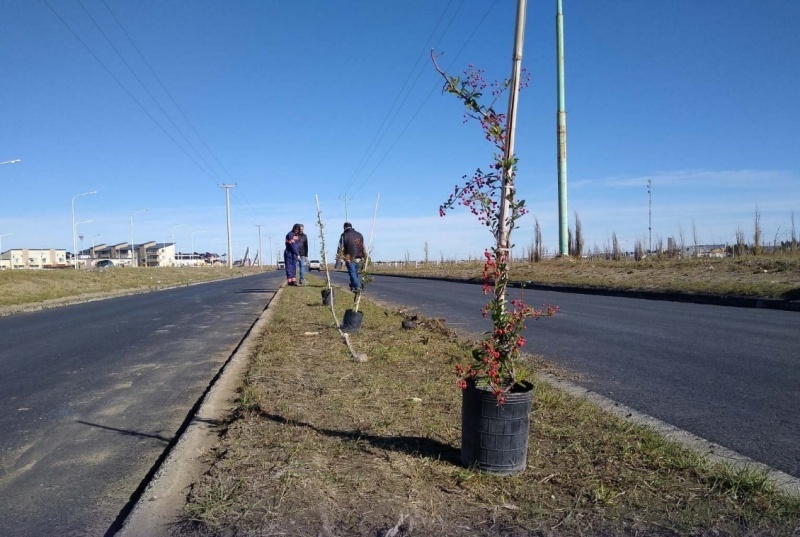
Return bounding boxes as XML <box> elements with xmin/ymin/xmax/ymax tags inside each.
<box><xmin>533</xmin><ymin>216</ymin><xmax>543</xmax><ymax>262</ymax></box>
<box><xmin>677</xmin><ymin>225</ymin><xmax>686</xmax><ymax>257</ymax></box>
<box><xmin>735</xmin><ymin>227</ymin><xmax>746</xmax><ymax>256</ymax></box>
<box><xmin>792</xmin><ymin>211</ymin><xmax>798</xmax><ymax>253</ymax></box>
<box><xmin>692</xmin><ymin>220</ymin><xmax>699</xmax><ymax>258</ymax></box>
<box><xmin>423</xmin><ymin>241</ymin><xmax>429</xmax><ymax>264</ymax></box>
<box><xmin>634</xmin><ymin>237</ymin><xmax>644</xmax><ymax>261</ymax></box>
<box><xmin>405</xmin><ymin>249</ymin><xmax>411</xmax><ymax>264</ymax></box>
<box><xmin>612</xmin><ymin>232</ymin><xmax>621</xmax><ymax>261</ymax></box>
<box><xmin>773</xmin><ymin>226</ymin><xmax>782</xmax><ymax>253</ymax></box>
<box><xmin>574</xmin><ymin>211</ymin><xmax>584</xmax><ymax>259</ymax></box>
<box><xmin>753</xmin><ymin>206</ymin><xmax>763</xmax><ymax>255</ymax></box>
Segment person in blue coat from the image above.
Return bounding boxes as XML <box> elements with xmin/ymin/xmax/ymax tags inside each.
<box><xmin>284</xmin><ymin>224</ymin><xmax>301</xmax><ymax>286</ymax></box>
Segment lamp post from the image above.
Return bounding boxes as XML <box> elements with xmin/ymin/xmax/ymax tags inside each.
<box><xmin>0</xmin><ymin>234</ymin><xmax>13</xmax><ymax>269</ymax></box>
<box><xmin>92</xmin><ymin>233</ymin><xmax>100</xmax><ymax>261</ymax></box>
<box><xmin>171</xmin><ymin>223</ymin><xmax>186</xmax><ymax>266</ymax></box>
<box><xmin>130</xmin><ymin>208</ymin><xmax>148</xmax><ymax>268</ymax></box>
<box><xmin>71</xmin><ymin>191</ymin><xmax>97</xmax><ymax>268</ymax></box>
<box><xmin>74</xmin><ymin>220</ymin><xmax>93</xmax><ymax>268</ymax></box>
<box><xmin>1</xmin><ymin>159</ymin><xmax>21</xmax><ymax>166</ymax></box>
<box><xmin>255</xmin><ymin>224</ymin><xmax>264</xmax><ymax>269</ymax></box>
<box><xmin>191</xmin><ymin>230</ymin><xmax>204</xmax><ymax>265</ymax></box>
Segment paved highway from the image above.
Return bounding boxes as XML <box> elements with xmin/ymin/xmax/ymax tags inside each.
<box><xmin>0</xmin><ymin>272</ymin><xmax>282</xmax><ymax>537</ymax></box>
<box><xmin>330</xmin><ymin>272</ymin><xmax>800</xmax><ymax>479</ymax></box>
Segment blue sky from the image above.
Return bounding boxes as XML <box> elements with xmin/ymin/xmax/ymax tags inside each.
<box><xmin>2</xmin><ymin>1</ymin><xmax>798</xmax><ymax>262</ymax></box>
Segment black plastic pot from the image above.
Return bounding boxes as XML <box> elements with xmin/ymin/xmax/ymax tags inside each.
<box><xmin>340</xmin><ymin>309</ymin><xmax>363</xmax><ymax>333</ymax></box>
<box><xmin>461</xmin><ymin>378</ymin><xmax>534</xmax><ymax>475</ymax></box>
<box><xmin>321</xmin><ymin>288</ymin><xmax>333</xmax><ymax>306</ymax></box>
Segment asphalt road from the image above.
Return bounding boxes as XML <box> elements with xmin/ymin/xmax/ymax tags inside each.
<box><xmin>330</xmin><ymin>272</ymin><xmax>800</xmax><ymax>479</ymax></box>
<box><xmin>0</xmin><ymin>272</ymin><xmax>282</xmax><ymax>537</ymax></box>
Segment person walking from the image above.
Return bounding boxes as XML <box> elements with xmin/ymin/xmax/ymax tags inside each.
<box><xmin>296</xmin><ymin>224</ymin><xmax>309</xmax><ymax>285</ymax></box>
<box><xmin>336</xmin><ymin>222</ymin><xmax>365</xmax><ymax>293</ymax></box>
<box><xmin>284</xmin><ymin>224</ymin><xmax>301</xmax><ymax>286</ymax></box>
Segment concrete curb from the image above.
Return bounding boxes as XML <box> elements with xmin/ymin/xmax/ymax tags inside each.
<box><xmin>539</xmin><ymin>372</ymin><xmax>800</xmax><ymax>497</ymax></box>
<box><xmin>115</xmin><ymin>285</ymin><xmax>284</xmax><ymax>536</ymax></box>
<box><xmin>372</xmin><ymin>273</ymin><xmax>800</xmax><ymax>312</ymax></box>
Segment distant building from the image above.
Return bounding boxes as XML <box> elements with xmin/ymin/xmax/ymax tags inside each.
<box><xmin>86</xmin><ymin>241</ymin><xmax>177</xmax><ymax>267</ymax></box>
<box><xmin>0</xmin><ymin>248</ymin><xmax>68</xmax><ymax>270</ymax></box>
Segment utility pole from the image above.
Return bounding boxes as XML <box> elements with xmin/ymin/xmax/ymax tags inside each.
<box><xmin>218</xmin><ymin>183</ymin><xmax>236</xmax><ymax>268</ymax></box>
<box><xmin>556</xmin><ymin>0</ymin><xmax>569</xmax><ymax>256</ymax></box>
<box><xmin>339</xmin><ymin>193</ymin><xmax>353</xmax><ymax>222</ymax></box>
<box><xmin>647</xmin><ymin>178</ymin><xmax>652</xmax><ymax>253</ymax></box>
<box><xmin>255</xmin><ymin>224</ymin><xmax>264</xmax><ymax>269</ymax></box>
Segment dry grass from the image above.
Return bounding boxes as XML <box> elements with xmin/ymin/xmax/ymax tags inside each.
<box><xmin>179</xmin><ymin>277</ymin><xmax>800</xmax><ymax>536</ymax></box>
<box><xmin>0</xmin><ymin>266</ymin><xmax>266</xmax><ymax>311</ymax></box>
<box><xmin>370</xmin><ymin>255</ymin><xmax>800</xmax><ymax>300</ymax></box>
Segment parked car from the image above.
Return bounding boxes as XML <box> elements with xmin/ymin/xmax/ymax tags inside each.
<box><xmin>309</xmin><ymin>259</ymin><xmax>321</xmax><ymax>271</ymax></box>
<box><xmin>276</xmin><ymin>261</ymin><xmax>285</xmax><ymax>270</ymax></box>
<box><xmin>95</xmin><ymin>259</ymin><xmax>117</xmax><ymax>268</ymax></box>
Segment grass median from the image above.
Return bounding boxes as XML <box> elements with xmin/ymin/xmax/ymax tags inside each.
<box><xmin>178</xmin><ymin>276</ymin><xmax>800</xmax><ymax>536</ymax></box>
<box><xmin>0</xmin><ymin>266</ymin><xmax>266</xmax><ymax>312</ymax></box>
<box><xmin>370</xmin><ymin>255</ymin><xmax>800</xmax><ymax>301</ymax></box>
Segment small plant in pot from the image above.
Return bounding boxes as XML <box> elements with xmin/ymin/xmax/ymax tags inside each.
<box><xmin>433</xmin><ymin>53</ymin><xmax>557</xmax><ymax>474</ymax></box>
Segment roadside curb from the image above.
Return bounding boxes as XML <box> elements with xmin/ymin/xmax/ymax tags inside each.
<box><xmin>372</xmin><ymin>273</ymin><xmax>800</xmax><ymax>312</ymax></box>
<box><xmin>115</xmin><ymin>285</ymin><xmax>284</xmax><ymax>536</ymax></box>
<box><xmin>539</xmin><ymin>372</ymin><xmax>800</xmax><ymax>498</ymax></box>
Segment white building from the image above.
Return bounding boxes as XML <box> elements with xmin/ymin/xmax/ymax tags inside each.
<box><xmin>0</xmin><ymin>248</ymin><xmax>68</xmax><ymax>270</ymax></box>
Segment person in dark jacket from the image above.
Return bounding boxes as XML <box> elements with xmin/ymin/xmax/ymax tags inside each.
<box><xmin>296</xmin><ymin>224</ymin><xmax>309</xmax><ymax>285</ymax></box>
<box><xmin>336</xmin><ymin>222</ymin><xmax>365</xmax><ymax>292</ymax></box>
<box><xmin>284</xmin><ymin>224</ymin><xmax>301</xmax><ymax>286</ymax></box>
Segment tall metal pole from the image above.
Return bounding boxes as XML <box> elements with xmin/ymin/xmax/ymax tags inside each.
<box><xmin>218</xmin><ymin>183</ymin><xmax>236</xmax><ymax>268</ymax></box>
<box><xmin>130</xmin><ymin>208</ymin><xmax>148</xmax><ymax>268</ymax></box>
<box><xmin>339</xmin><ymin>194</ymin><xmax>353</xmax><ymax>222</ymax></box>
<box><xmin>71</xmin><ymin>191</ymin><xmax>97</xmax><ymax>269</ymax></box>
<box><xmin>498</xmin><ymin>0</ymin><xmax>527</xmax><ymax>269</ymax></box>
<box><xmin>647</xmin><ymin>178</ymin><xmax>652</xmax><ymax>253</ymax></box>
<box><xmin>556</xmin><ymin>0</ymin><xmax>569</xmax><ymax>256</ymax></box>
<box><xmin>171</xmin><ymin>223</ymin><xmax>186</xmax><ymax>266</ymax></box>
<box><xmin>255</xmin><ymin>224</ymin><xmax>264</xmax><ymax>269</ymax></box>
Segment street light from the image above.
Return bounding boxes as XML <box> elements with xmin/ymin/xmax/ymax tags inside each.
<box><xmin>130</xmin><ymin>208</ymin><xmax>148</xmax><ymax>268</ymax></box>
<box><xmin>74</xmin><ymin>220</ymin><xmax>93</xmax><ymax>268</ymax></box>
<box><xmin>172</xmin><ymin>223</ymin><xmax>186</xmax><ymax>266</ymax></box>
<box><xmin>71</xmin><ymin>191</ymin><xmax>97</xmax><ymax>269</ymax></box>
<box><xmin>191</xmin><ymin>230</ymin><xmax>205</xmax><ymax>264</ymax></box>
<box><xmin>1</xmin><ymin>159</ymin><xmax>21</xmax><ymax>166</ymax></box>
<box><xmin>0</xmin><ymin>234</ymin><xmax>13</xmax><ymax>268</ymax></box>
<box><xmin>92</xmin><ymin>233</ymin><xmax>100</xmax><ymax>261</ymax></box>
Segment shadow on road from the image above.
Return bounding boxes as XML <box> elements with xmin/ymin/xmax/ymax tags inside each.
<box><xmin>76</xmin><ymin>420</ymin><xmax>172</xmax><ymax>444</ymax></box>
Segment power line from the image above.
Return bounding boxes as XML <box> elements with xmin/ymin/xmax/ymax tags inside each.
<box><xmin>342</xmin><ymin>0</ymin><xmax>461</xmax><ymax>195</ymax></box>
<box><xmin>350</xmin><ymin>0</ymin><xmax>501</xmax><ymax>197</ymax></box>
<box><xmin>75</xmin><ymin>0</ymin><xmax>222</xmax><ymax>181</ymax></box>
<box><xmin>100</xmin><ymin>0</ymin><xmax>236</xmax><ymax>182</ymax></box>
<box><xmin>41</xmin><ymin>0</ymin><xmax>217</xmax><ymax>180</ymax></box>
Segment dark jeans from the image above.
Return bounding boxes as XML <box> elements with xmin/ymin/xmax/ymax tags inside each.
<box><xmin>345</xmin><ymin>260</ymin><xmax>360</xmax><ymax>291</ymax></box>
